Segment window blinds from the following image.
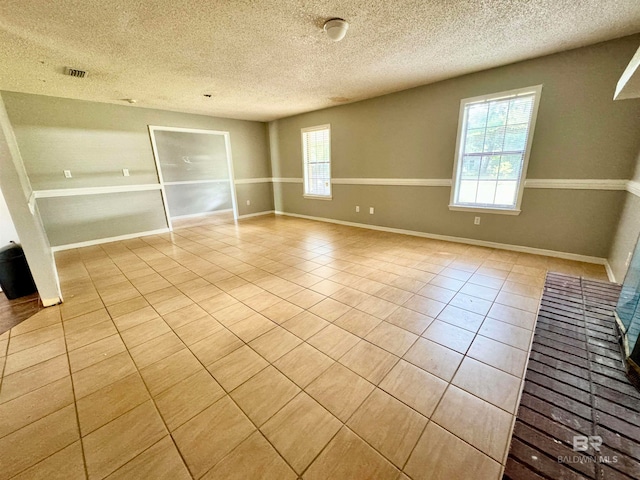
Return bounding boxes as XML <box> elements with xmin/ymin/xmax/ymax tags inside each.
<box><xmin>303</xmin><ymin>127</ymin><xmax>331</xmax><ymax>197</ymax></box>
<box><xmin>455</xmin><ymin>92</ymin><xmax>536</xmax><ymax>208</ymax></box>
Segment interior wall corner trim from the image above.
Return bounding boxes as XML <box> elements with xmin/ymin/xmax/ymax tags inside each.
<box><xmin>523</xmin><ymin>179</ymin><xmax>628</xmax><ymax>190</ymax></box>
<box><xmin>234</xmin><ymin>178</ymin><xmax>273</xmax><ymax>185</ymax></box>
<box><xmin>50</xmin><ymin>227</ymin><xmax>170</xmax><ymax>252</ymax></box>
<box><xmin>604</xmin><ymin>261</ymin><xmax>617</xmax><ymax>283</ymax></box>
<box><xmin>33</xmin><ymin>184</ymin><xmax>163</xmax><ymax>198</ymax></box>
<box><xmin>627</xmin><ymin>180</ymin><xmax>640</xmax><ymax>198</ymax></box>
<box><xmin>273</xmin><ymin>210</ymin><xmax>607</xmax><ymax>265</ymax></box>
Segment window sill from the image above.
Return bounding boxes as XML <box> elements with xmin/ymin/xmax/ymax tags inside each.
<box><xmin>304</xmin><ymin>194</ymin><xmax>332</xmax><ymax>201</ymax></box>
<box><xmin>448</xmin><ymin>205</ymin><xmax>521</xmax><ymax>215</ymax></box>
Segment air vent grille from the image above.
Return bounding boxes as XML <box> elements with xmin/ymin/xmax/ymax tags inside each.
<box><xmin>65</xmin><ymin>68</ymin><xmax>87</xmax><ymax>78</ymax></box>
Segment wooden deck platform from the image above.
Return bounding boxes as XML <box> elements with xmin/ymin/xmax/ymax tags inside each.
<box><xmin>503</xmin><ymin>272</ymin><xmax>640</xmax><ymax>480</ymax></box>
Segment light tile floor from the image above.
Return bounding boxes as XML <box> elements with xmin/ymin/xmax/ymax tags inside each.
<box><xmin>0</xmin><ymin>213</ymin><xmax>609</xmax><ymax>480</ymax></box>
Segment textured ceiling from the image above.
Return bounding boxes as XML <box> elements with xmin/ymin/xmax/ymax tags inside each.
<box><xmin>1</xmin><ymin>0</ymin><xmax>639</xmax><ymax>121</ymax></box>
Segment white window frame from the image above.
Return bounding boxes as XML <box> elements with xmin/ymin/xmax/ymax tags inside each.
<box><xmin>301</xmin><ymin>124</ymin><xmax>332</xmax><ymax>200</ymax></box>
<box><xmin>449</xmin><ymin>85</ymin><xmax>543</xmax><ymax>215</ymax></box>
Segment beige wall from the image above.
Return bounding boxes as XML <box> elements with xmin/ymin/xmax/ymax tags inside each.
<box><xmin>2</xmin><ymin>92</ymin><xmax>274</xmax><ymax>246</ymax></box>
<box><xmin>270</xmin><ymin>35</ymin><xmax>640</xmax><ymax>258</ymax></box>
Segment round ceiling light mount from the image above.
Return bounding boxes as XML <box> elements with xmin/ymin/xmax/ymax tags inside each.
<box><xmin>323</xmin><ymin>18</ymin><xmax>349</xmax><ymax>42</ymax></box>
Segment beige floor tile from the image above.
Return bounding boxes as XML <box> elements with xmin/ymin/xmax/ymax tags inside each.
<box><xmin>198</xmin><ymin>292</ymin><xmax>239</xmax><ymax>314</ymax></box>
<box><xmin>468</xmin><ymin>334</ymin><xmax>528</xmax><ymax>377</ymax></box>
<box><xmin>404</xmin><ymin>422</ymin><xmax>501</xmax><ymax>480</ymax></box>
<box><xmin>99</xmin><ymin>282</ymin><xmax>141</xmax><ymax>306</ymax></box>
<box><xmin>120</xmin><ymin>317</ymin><xmax>171</xmax><ymax>348</ymax></box>
<box><xmin>347</xmin><ymin>388</ymin><xmax>427</xmax><ymax>468</ymax></box>
<box><xmin>385</xmin><ymin>307</ymin><xmax>434</xmax><ymax>335</ymax></box>
<box><xmin>153</xmin><ymin>294</ymin><xmax>194</xmax><ymax>316</ymax></box>
<box><xmin>140</xmin><ymin>348</ymin><xmax>202</xmax><ymax>396</ymax></box>
<box><xmin>449</xmin><ymin>292</ymin><xmax>492</xmax><ymax>316</ymax></box>
<box><xmin>479</xmin><ymin>318</ymin><xmax>533</xmax><ymax>350</ymax></box>
<box><xmin>63</xmin><ymin>308</ymin><xmax>111</xmax><ymax>335</ymax></box>
<box><xmin>0</xmin><ymin>355</ymin><xmax>69</xmax><ymax>404</ymax></box>
<box><xmin>242</xmin><ymin>291</ymin><xmax>282</xmax><ymax>311</ymax></box>
<box><xmin>373</xmin><ymin>285</ymin><xmax>414</xmax><ymax>305</ymax></box>
<box><xmin>452</xmin><ymin>357</ymin><xmax>521</xmax><ymax>413</ymax></box>
<box><xmin>333</xmin><ymin>309</ymin><xmax>382</xmax><ymax>337</ymax></box>
<box><xmin>3</xmin><ymin>337</ymin><xmax>67</xmax><ymax>376</ymax></box>
<box><xmin>226</xmin><ymin>313</ymin><xmax>276</xmax><ymax>343</ymax></box>
<box><xmin>261</xmin><ymin>300</ymin><xmax>304</xmax><ymax>324</ymax></box>
<box><xmin>111</xmin><ymin>305</ymin><xmax>159</xmax><ymax>331</ymax></box>
<box><xmin>202</xmin><ymin>430</ymin><xmax>296</xmax><ymax>480</ymax></box>
<box><xmin>231</xmin><ymin>365</ymin><xmax>300</xmax><ymax>426</ymax></box>
<box><xmin>365</xmin><ymin>321</ymin><xmax>418</xmax><ymax>356</ymax></box>
<box><xmin>83</xmin><ymin>400</ymin><xmax>167</xmax><ymax>479</ymax></box>
<box><xmin>331</xmin><ymin>287</ymin><xmax>372</xmax><ymax>307</ymax></box>
<box><xmin>495</xmin><ymin>290</ymin><xmax>540</xmax><ymax>313</ymax></box>
<box><xmin>155</xmin><ymin>369</ymin><xmax>225</xmax><ymax>431</ymax></box>
<box><xmin>308</xmin><ymin>298</ymin><xmax>352</xmax><ymax>322</ymax></box>
<box><xmin>174</xmin><ymin>315</ymin><xmax>223</xmax><ymax>345</ymax></box>
<box><xmin>249</xmin><ymin>326</ymin><xmax>302</xmax><ymax>363</ymax></box>
<box><xmin>422</xmin><ymin>320</ymin><xmax>475</xmax><ymax>354</ymax></box>
<box><xmin>435</xmin><ymin>305</ymin><xmax>485</xmax><ymax>332</ymax></box>
<box><xmin>106</xmin><ymin>436</ymin><xmax>191</xmax><ymax>480</ymax></box>
<box><xmin>77</xmin><ymin>373</ymin><xmax>150</xmax><ymax>436</ymax></box>
<box><xmin>60</xmin><ymin>299</ymin><xmax>104</xmax><ymax>321</ymax></box>
<box><xmin>68</xmin><ymin>334</ymin><xmax>126</xmax><ymax>373</ymax></box>
<box><xmin>0</xmin><ymin>404</ymin><xmax>78</xmax><ymax>480</ymax></box>
<box><xmin>307</xmin><ymin>324</ymin><xmax>360</xmax><ymax>359</ymax></box>
<box><xmin>304</xmin><ymin>427</ymin><xmax>400</xmax><ymax>480</ymax></box>
<box><xmin>173</xmin><ymin>395</ymin><xmax>256</xmax><ymax>478</ymax></box>
<box><xmin>306</xmin><ymin>362</ymin><xmax>374</xmax><ymax>422</ymax></box>
<box><xmin>11</xmin><ymin>441</ymin><xmax>85</xmax><ymax>480</ymax></box>
<box><xmin>432</xmin><ymin>386</ymin><xmax>513</xmax><ymax>461</ymax></box>
<box><xmin>467</xmin><ymin>273</ymin><xmax>505</xmax><ymax>290</ymax></box>
<box><xmin>476</xmin><ymin>266</ymin><xmax>510</xmax><ymax>280</ymax></box>
<box><xmin>261</xmin><ymin>392</ymin><xmax>341</xmax><ymax>474</ymax></box>
<box><xmin>403</xmin><ymin>338</ymin><xmax>463</xmax><ymax>382</ymax></box>
<box><xmin>487</xmin><ymin>303</ymin><xmax>537</xmax><ymax>330</ymax></box>
<box><xmin>190</xmin><ymin>328</ymin><xmax>244</xmax><ymax>366</ymax></box>
<box><xmin>403</xmin><ymin>295</ymin><xmax>446</xmax><ymax>318</ymax></box>
<box><xmin>379</xmin><ymin>359</ymin><xmax>447</xmax><ymax>417</ymax></box>
<box><xmin>273</xmin><ymin>343</ymin><xmax>334</xmax><ymax>388</ymax></box>
<box><xmin>73</xmin><ymin>350</ymin><xmax>137</xmax><ymax>399</ymax></box>
<box><xmin>282</xmin><ymin>311</ymin><xmax>330</xmax><ymax>340</ymax></box>
<box><xmin>416</xmin><ymin>284</ymin><xmax>456</xmax><ymax>303</ymax></box>
<box><xmin>428</xmin><ymin>275</ymin><xmax>465</xmax><ymax>291</ymax></box>
<box><xmin>285</xmin><ymin>289</ymin><xmax>326</xmax><ymax>309</ymax></box>
<box><xmin>507</xmin><ymin>271</ymin><xmax>545</xmax><ymax>287</ymax></box>
<box><xmin>128</xmin><ymin>331</ymin><xmax>185</xmax><ymax>369</ymax></box>
<box><xmin>211</xmin><ymin>302</ymin><xmax>255</xmax><ymax>326</ymax></box>
<box><xmin>339</xmin><ymin>340</ymin><xmax>399</xmax><ymax>384</ymax></box>
<box><xmin>162</xmin><ymin>303</ymin><xmax>209</xmax><ymax>329</ymax></box>
<box><xmin>460</xmin><ymin>283</ymin><xmax>499</xmax><ymax>302</ymax></box>
<box><xmin>501</xmin><ymin>280</ymin><xmax>542</xmax><ymax>299</ymax></box>
<box><xmin>355</xmin><ymin>296</ymin><xmax>399</xmax><ymax>319</ymax></box>
<box><xmin>66</xmin><ymin>320</ymin><xmax>118</xmax><ymax>352</ymax></box>
<box><xmin>8</xmin><ymin>324</ymin><xmax>64</xmax><ymax>355</ymax></box>
<box><xmin>208</xmin><ymin>345</ymin><xmax>269</xmax><ymax>391</ymax></box>
<box><xmin>106</xmin><ymin>296</ymin><xmax>149</xmax><ymax>319</ymax></box>
<box><xmin>0</xmin><ymin>376</ymin><xmax>74</xmax><ymax>438</ymax></box>
<box><xmin>310</xmin><ymin>279</ymin><xmax>344</xmax><ymax>296</ymax></box>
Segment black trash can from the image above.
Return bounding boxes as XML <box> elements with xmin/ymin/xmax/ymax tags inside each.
<box><xmin>0</xmin><ymin>242</ymin><xmax>37</xmax><ymax>300</ymax></box>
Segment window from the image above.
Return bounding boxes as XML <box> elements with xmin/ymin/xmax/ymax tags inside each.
<box><xmin>302</xmin><ymin>125</ymin><xmax>331</xmax><ymax>199</ymax></box>
<box><xmin>450</xmin><ymin>85</ymin><xmax>542</xmax><ymax>214</ymax></box>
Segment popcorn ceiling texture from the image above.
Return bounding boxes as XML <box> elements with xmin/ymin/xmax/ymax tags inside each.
<box><xmin>0</xmin><ymin>0</ymin><xmax>639</xmax><ymax>121</ymax></box>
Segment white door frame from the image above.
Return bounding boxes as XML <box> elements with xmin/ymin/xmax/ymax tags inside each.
<box><xmin>148</xmin><ymin>126</ymin><xmax>239</xmax><ymax>230</ymax></box>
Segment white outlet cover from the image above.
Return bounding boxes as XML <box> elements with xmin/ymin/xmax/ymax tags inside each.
<box><xmin>63</xmin><ymin>169</ymin><xmax>72</xmax><ymax>178</ymax></box>
<box><xmin>122</xmin><ymin>168</ymin><xmax>130</xmax><ymax>176</ymax></box>
<box><xmin>246</xmin><ymin>200</ymin><xmax>251</xmax><ymax>205</ymax></box>
<box><xmin>356</xmin><ymin>206</ymin><xmax>359</xmax><ymax>212</ymax></box>
<box><xmin>369</xmin><ymin>207</ymin><xmax>374</xmax><ymax>214</ymax></box>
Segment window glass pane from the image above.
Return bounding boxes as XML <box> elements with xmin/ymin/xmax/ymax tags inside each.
<box><xmin>495</xmin><ymin>181</ymin><xmax>518</xmax><ymax>206</ymax></box>
<box><xmin>503</xmin><ymin>124</ymin><xmax>529</xmax><ymax>151</ymax></box>
<box><xmin>486</xmin><ymin>100</ymin><xmax>509</xmax><ymax>127</ymax></box>
<box><xmin>461</xmin><ymin>155</ymin><xmax>480</xmax><ymax>179</ymax></box>
<box><xmin>303</xmin><ymin>127</ymin><xmax>330</xmax><ymax>197</ymax></box>
<box><xmin>467</xmin><ymin>103</ymin><xmax>489</xmax><ymax>129</ymax></box>
<box><xmin>479</xmin><ymin>155</ymin><xmax>500</xmax><ymax>180</ymax></box>
<box><xmin>458</xmin><ymin>180</ymin><xmax>478</xmax><ymax>203</ymax></box>
<box><xmin>498</xmin><ymin>154</ymin><xmax>523</xmax><ymax>180</ymax></box>
<box><xmin>464</xmin><ymin>128</ymin><xmax>485</xmax><ymax>154</ymax></box>
<box><xmin>507</xmin><ymin>97</ymin><xmax>533</xmax><ymax>125</ymax></box>
<box><xmin>483</xmin><ymin>126</ymin><xmax>506</xmax><ymax>153</ymax></box>
<box><xmin>476</xmin><ymin>181</ymin><xmax>497</xmax><ymax>204</ymax></box>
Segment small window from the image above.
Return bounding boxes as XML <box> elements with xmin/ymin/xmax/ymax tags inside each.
<box><xmin>450</xmin><ymin>85</ymin><xmax>542</xmax><ymax>214</ymax></box>
<box><xmin>302</xmin><ymin>125</ymin><xmax>331</xmax><ymax>199</ymax></box>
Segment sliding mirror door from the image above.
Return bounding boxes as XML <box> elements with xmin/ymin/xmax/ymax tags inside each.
<box><xmin>149</xmin><ymin>127</ymin><xmax>237</xmax><ymax>226</ymax></box>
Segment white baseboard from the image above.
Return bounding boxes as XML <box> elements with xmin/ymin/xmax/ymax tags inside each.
<box><xmin>274</xmin><ymin>211</ymin><xmax>607</xmax><ymax>265</ymax></box>
<box><xmin>604</xmin><ymin>261</ymin><xmax>617</xmax><ymax>283</ymax></box>
<box><xmin>51</xmin><ymin>228</ymin><xmax>171</xmax><ymax>252</ymax></box>
<box><xmin>237</xmin><ymin>210</ymin><xmax>275</xmax><ymax>220</ymax></box>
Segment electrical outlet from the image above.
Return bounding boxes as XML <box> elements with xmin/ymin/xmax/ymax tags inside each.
<box><xmin>474</xmin><ymin>216</ymin><xmax>481</xmax><ymax>225</ymax></box>
<box><xmin>355</xmin><ymin>206</ymin><xmax>360</xmax><ymax>213</ymax></box>
<box><xmin>626</xmin><ymin>252</ymin><xmax>633</xmax><ymax>268</ymax></box>
<box><xmin>122</xmin><ymin>168</ymin><xmax>130</xmax><ymax>177</ymax></box>
<box><xmin>63</xmin><ymin>169</ymin><xmax>72</xmax><ymax>178</ymax></box>
<box><xmin>246</xmin><ymin>200</ymin><xmax>251</xmax><ymax>206</ymax></box>
<box><xmin>369</xmin><ymin>207</ymin><xmax>374</xmax><ymax>214</ymax></box>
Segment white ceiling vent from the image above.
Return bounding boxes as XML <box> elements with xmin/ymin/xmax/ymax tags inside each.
<box><xmin>65</xmin><ymin>67</ymin><xmax>87</xmax><ymax>78</ymax></box>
